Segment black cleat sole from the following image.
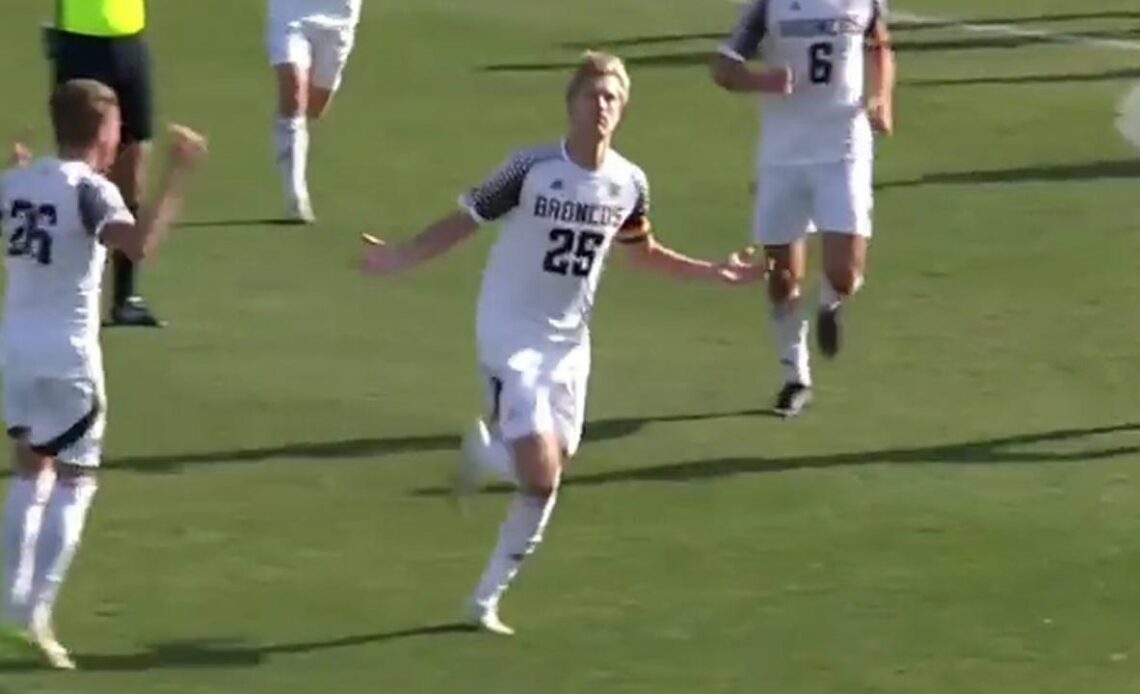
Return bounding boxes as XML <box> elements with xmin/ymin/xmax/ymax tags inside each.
<box><xmin>817</xmin><ymin>307</ymin><xmax>841</xmax><ymax>359</ymax></box>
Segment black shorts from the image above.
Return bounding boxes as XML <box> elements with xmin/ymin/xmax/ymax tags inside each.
<box><xmin>48</xmin><ymin>29</ymin><xmax>154</xmax><ymax>144</ymax></box>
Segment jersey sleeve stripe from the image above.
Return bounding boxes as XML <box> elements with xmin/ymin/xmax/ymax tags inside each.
<box><xmin>458</xmin><ymin>193</ymin><xmax>489</xmax><ymax>224</ymax></box>
<box><xmin>718</xmin><ymin>45</ymin><xmax>748</xmax><ymax>63</ymax></box>
<box><xmin>721</xmin><ymin>0</ymin><xmax>767</xmax><ymax>62</ymax></box>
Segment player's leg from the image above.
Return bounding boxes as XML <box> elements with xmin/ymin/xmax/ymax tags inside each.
<box><xmin>3</xmin><ymin>440</ymin><xmax>54</xmax><ymax>632</ymax></box>
<box><xmin>754</xmin><ymin>166</ymin><xmax>814</xmax><ymax>417</ymax></box>
<box><xmin>24</xmin><ymin>377</ymin><xmax>106</xmax><ymax>670</ymax></box>
<box><xmin>467</xmin><ymin>363</ymin><xmax>580</xmax><ymax>635</ymax></box>
<box><xmin>268</xmin><ymin>18</ymin><xmax>315</xmax><ymax>223</ymax></box>
<box><xmin>306</xmin><ymin>25</ymin><xmax>357</xmax><ymax>120</ymax></box>
<box><xmin>2</xmin><ymin>376</ymin><xmax>55</xmax><ymax>634</ymax></box>
<box><xmin>811</xmin><ymin>158</ymin><xmax>874</xmax><ymax>358</ymax></box>
<box><xmin>467</xmin><ymin>432</ymin><xmax>561</xmax><ymax>636</ymax></box>
<box><xmin>457</xmin><ymin>373</ymin><xmax>517</xmax><ymax>499</ymax></box>
<box><xmin>107</xmin><ymin>34</ymin><xmax>161</xmax><ymax>327</ymax></box>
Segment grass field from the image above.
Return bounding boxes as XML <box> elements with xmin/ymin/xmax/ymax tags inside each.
<box><xmin>2</xmin><ymin>0</ymin><xmax>1140</xmax><ymax>691</ymax></box>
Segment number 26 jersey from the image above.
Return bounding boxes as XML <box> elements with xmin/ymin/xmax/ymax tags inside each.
<box><xmin>0</xmin><ymin>158</ymin><xmax>134</xmax><ymax>377</ymax></box>
<box><xmin>460</xmin><ymin>142</ymin><xmax>650</xmax><ymax>350</ymax></box>
<box><xmin>720</xmin><ymin>0</ymin><xmax>887</xmax><ymax>166</ymax></box>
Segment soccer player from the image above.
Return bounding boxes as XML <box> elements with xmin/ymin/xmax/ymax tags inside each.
<box><xmin>360</xmin><ymin>52</ymin><xmax>764</xmax><ymax>635</ymax></box>
<box><xmin>0</xmin><ymin>80</ymin><xmax>207</xmax><ymax>669</ymax></box>
<box><xmin>267</xmin><ymin>0</ymin><xmax>364</xmax><ymax>223</ymax></box>
<box><xmin>710</xmin><ymin>0</ymin><xmax>895</xmax><ymax>417</ymax></box>
<box><xmin>47</xmin><ymin>0</ymin><xmax>164</xmax><ymax>326</ymax></box>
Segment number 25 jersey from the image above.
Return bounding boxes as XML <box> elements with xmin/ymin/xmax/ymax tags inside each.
<box><xmin>0</xmin><ymin>158</ymin><xmax>134</xmax><ymax>377</ymax></box>
<box><xmin>720</xmin><ymin>0</ymin><xmax>887</xmax><ymax>166</ymax></box>
<box><xmin>460</xmin><ymin>142</ymin><xmax>650</xmax><ymax>350</ymax></box>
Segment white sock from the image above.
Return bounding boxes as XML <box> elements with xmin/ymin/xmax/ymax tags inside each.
<box><xmin>274</xmin><ymin>115</ymin><xmax>310</xmax><ymax>204</ymax></box>
<box><xmin>471</xmin><ymin>491</ymin><xmax>558</xmax><ymax>610</ymax></box>
<box><xmin>819</xmin><ymin>274</ymin><xmax>865</xmax><ymax>311</ymax></box>
<box><xmin>771</xmin><ymin>295</ymin><xmax>811</xmax><ymax>387</ymax></box>
<box><xmin>476</xmin><ymin>432</ymin><xmax>518</xmax><ymax>485</ymax></box>
<box><xmin>29</xmin><ymin>478</ymin><xmax>97</xmax><ymax>623</ymax></box>
<box><xmin>3</xmin><ymin>473</ymin><xmax>53</xmax><ymax>626</ymax></box>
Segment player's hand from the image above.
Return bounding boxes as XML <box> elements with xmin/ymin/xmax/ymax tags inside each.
<box><xmin>868</xmin><ymin>96</ymin><xmax>893</xmax><ymax>135</ymax></box>
<box><xmin>10</xmin><ymin>140</ymin><xmax>32</xmax><ymax>167</ymax></box>
<box><xmin>759</xmin><ymin>66</ymin><xmax>793</xmax><ymax>95</ymax></box>
<box><xmin>166</xmin><ymin>124</ymin><xmax>209</xmax><ymax>168</ymax></box>
<box><xmin>360</xmin><ymin>233</ymin><xmax>408</xmax><ymax>275</ymax></box>
<box><xmin>715</xmin><ymin>245</ymin><xmax>767</xmax><ymax>285</ymax></box>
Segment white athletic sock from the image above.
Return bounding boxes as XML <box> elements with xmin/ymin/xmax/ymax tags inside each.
<box><xmin>3</xmin><ymin>473</ymin><xmax>53</xmax><ymax>625</ymax></box>
<box><xmin>274</xmin><ymin>116</ymin><xmax>310</xmax><ymax>205</ymax></box>
<box><xmin>771</xmin><ymin>295</ymin><xmax>811</xmax><ymax>387</ymax></box>
<box><xmin>477</xmin><ymin>432</ymin><xmax>518</xmax><ymax>485</ymax></box>
<box><xmin>29</xmin><ymin>478</ymin><xmax>97</xmax><ymax>622</ymax></box>
<box><xmin>819</xmin><ymin>274</ymin><xmax>865</xmax><ymax>311</ymax></box>
<box><xmin>471</xmin><ymin>491</ymin><xmax>558</xmax><ymax>610</ymax></box>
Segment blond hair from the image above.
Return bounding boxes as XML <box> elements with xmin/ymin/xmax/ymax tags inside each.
<box><xmin>565</xmin><ymin>51</ymin><xmax>631</xmax><ymax>104</ymax></box>
<box><xmin>51</xmin><ymin>79</ymin><xmax>119</xmax><ymax>149</ymax></box>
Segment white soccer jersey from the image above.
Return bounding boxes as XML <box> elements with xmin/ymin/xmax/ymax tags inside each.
<box><xmin>269</xmin><ymin>0</ymin><xmax>362</xmax><ymax>28</ymax></box>
<box><xmin>0</xmin><ymin>158</ymin><xmax>134</xmax><ymax>378</ymax></box>
<box><xmin>720</xmin><ymin>0</ymin><xmax>887</xmax><ymax>165</ymax></box>
<box><xmin>460</xmin><ymin>142</ymin><xmax>651</xmax><ymax>353</ymax></box>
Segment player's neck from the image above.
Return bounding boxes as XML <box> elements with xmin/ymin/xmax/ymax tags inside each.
<box><xmin>56</xmin><ymin>145</ymin><xmax>100</xmax><ymax>169</ymax></box>
<box><xmin>564</xmin><ymin>133</ymin><xmax>611</xmax><ymax>171</ymax></box>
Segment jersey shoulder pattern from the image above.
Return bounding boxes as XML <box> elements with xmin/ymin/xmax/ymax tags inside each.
<box><xmin>76</xmin><ymin>172</ymin><xmax>131</xmax><ymax>237</ymax></box>
<box><xmin>460</xmin><ymin>143</ymin><xmax>564</xmax><ymax>224</ymax></box>
<box><xmin>720</xmin><ymin>0</ymin><xmax>768</xmax><ymax>62</ymax></box>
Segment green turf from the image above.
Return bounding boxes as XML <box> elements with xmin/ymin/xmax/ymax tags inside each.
<box><xmin>1</xmin><ymin>0</ymin><xmax>1139</xmax><ymax>691</ymax></box>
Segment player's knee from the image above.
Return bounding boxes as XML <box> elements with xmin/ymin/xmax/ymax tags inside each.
<box><xmin>110</xmin><ymin>143</ymin><xmax>149</xmax><ymax>203</ymax></box>
<box><xmin>520</xmin><ymin>464</ymin><xmax>560</xmax><ymax>498</ymax></box>
<box><xmin>281</xmin><ymin>93</ymin><xmax>305</xmax><ymax>118</ymax></box>
<box><xmin>824</xmin><ymin>264</ymin><xmax>861</xmax><ymax>297</ymax></box>
<box><xmin>306</xmin><ymin>89</ymin><xmax>334</xmax><ymax>120</ymax></box>
<box><xmin>511</xmin><ymin>434</ymin><xmax>562</xmax><ymax>496</ymax></box>
<box><xmin>767</xmin><ymin>268</ymin><xmax>800</xmax><ymax>304</ymax></box>
<box><xmin>276</xmin><ymin>73</ymin><xmax>307</xmax><ymax>117</ymax></box>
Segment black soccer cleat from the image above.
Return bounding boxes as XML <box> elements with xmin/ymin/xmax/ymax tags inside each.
<box><xmin>817</xmin><ymin>305</ymin><xmax>842</xmax><ymax>359</ymax></box>
<box><xmin>773</xmin><ymin>382</ymin><xmax>812</xmax><ymax>419</ymax></box>
<box><xmin>108</xmin><ymin>296</ymin><xmax>166</xmax><ymax>328</ymax></box>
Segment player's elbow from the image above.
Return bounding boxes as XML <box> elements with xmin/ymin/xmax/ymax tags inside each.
<box><xmin>620</xmin><ymin>237</ymin><xmax>657</xmax><ymax>268</ymax></box>
<box><xmin>116</xmin><ymin>242</ymin><xmax>148</xmax><ymax>263</ymax></box>
<box><xmin>100</xmin><ymin>224</ymin><xmax>148</xmax><ymax>262</ymax></box>
<box><xmin>709</xmin><ymin>56</ymin><xmax>738</xmax><ymax>90</ymax></box>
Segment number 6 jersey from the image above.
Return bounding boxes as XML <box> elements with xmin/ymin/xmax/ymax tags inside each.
<box><xmin>720</xmin><ymin>0</ymin><xmax>887</xmax><ymax>166</ymax></box>
<box><xmin>0</xmin><ymin>158</ymin><xmax>134</xmax><ymax>377</ymax></box>
<box><xmin>459</xmin><ymin>142</ymin><xmax>650</xmax><ymax>351</ymax></box>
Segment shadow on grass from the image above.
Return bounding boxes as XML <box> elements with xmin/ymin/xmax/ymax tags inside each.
<box><xmin>0</xmin><ymin>623</ymin><xmax>473</xmax><ymax>672</ymax></box>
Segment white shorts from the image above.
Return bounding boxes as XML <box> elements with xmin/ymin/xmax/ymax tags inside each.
<box><xmin>752</xmin><ymin>159</ymin><xmax>874</xmax><ymax>247</ymax></box>
<box><xmin>3</xmin><ymin>372</ymin><xmax>106</xmax><ymax>468</ymax></box>
<box><xmin>267</xmin><ymin>17</ymin><xmax>357</xmax><ymax>91</ymax></box>
<box><xmin>480</xmin><ymin>344</ymin><xmax>590</xmax><ymax>458</ymax></box>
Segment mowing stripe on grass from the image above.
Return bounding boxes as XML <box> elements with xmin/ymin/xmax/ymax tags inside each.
<box><xmin>723</xmin><ymin>1</ymin><xmax>1140</xmax><ymax>52</ymax></box>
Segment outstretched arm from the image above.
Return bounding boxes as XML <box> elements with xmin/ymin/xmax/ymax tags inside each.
<box><xmin>618</xmin><ymin>219</ymin><xmax>763</xmax><ymax>285</ymax></box>
<box><xmin>615</xmin><ymin>167</ymin><xmax>762</xmax><ymax>284</ymax></box>
<box><xmin>866</xmin><ymin>4</ymin><xmax>896</xmax><ymax>134</ymax></box>
<box><xmin>360</xmin><ymin>211</ymin><xmax>479</xmax><ymax>275</ymax></box>
<box><xmin>361</xmin><ymin>149</ymin><xmax>532</xmax><ymax>276</ymax></box>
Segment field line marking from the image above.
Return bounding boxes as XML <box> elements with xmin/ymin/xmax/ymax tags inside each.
<box><xmin>724</xmin><ymin>2</ymin><xmax>1140</xmax><ymax>52</ymax></box>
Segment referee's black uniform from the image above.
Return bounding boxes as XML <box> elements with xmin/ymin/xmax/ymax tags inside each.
<box><xmin>47</xmin><ymin>0</ymin><xmax>162</xmax><ymax>327</ymax></box>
